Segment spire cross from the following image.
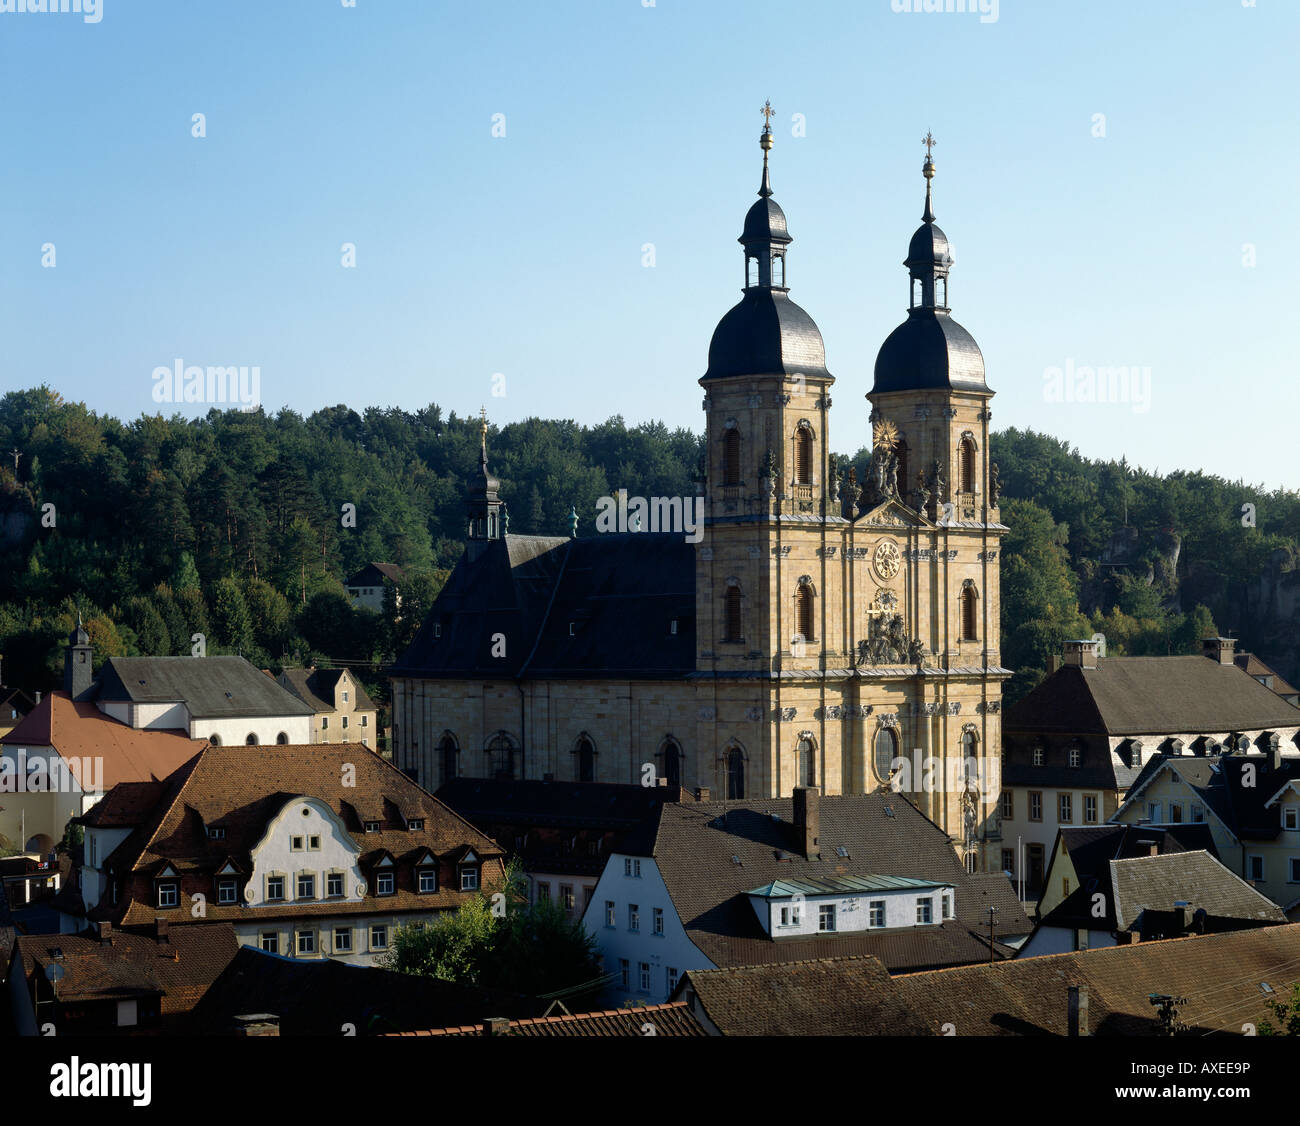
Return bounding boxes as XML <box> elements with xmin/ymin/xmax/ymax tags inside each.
<box><xmin>761</xmin><ymin>100</ymin><xmax>775</xmax><ymax>129</ymax></box>
<box><xmin>923</xmin><ymin>131</ymin><xmax>936</xmax><ymax>159</ymax></box>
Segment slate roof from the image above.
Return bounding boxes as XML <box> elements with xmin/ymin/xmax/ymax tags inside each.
<box><xmin>278</xmin><ymin>667</ymin><xmax>376</xmax><ymax>714</ymax></box>
<box><xmin>0</xmin><ymin>688</ymin><xmax>36</xmax><ymax>721</ymax></box>
<box><xmin>1005</xmin><ymin>656</ymin><xmax>1300</xmax><ymax>737</ymax></box>
<box><xmin>1122</xmin><ymin>753</ymin><xmax>1300</xmax><ymax>842</ymax></box>
<box><xmin>391</xmin><ymin>533</ymin><xmax>696</xmax><ymax>680</ymax></box>
<box><xmin>18</xmin><ymin>923</ymin><xmax>240</xmax><ymax>1017</ymax></box>
<box><xmin>81</xmin><ymin>742</ymin><xmax>505</xmax><ymax>929</ymax></box>
<box><xmin>1</xmin><ymin>690</ymin><xmax>207</xmax><ymax>790</ymax></box>
<box><xmin>394</xmin><ymin>1000</ymin><xmax>707</xmax><ymax>1037</ymax></box>
<box><xmin>677</xmin><ymin>955</ymin><xmax>931</xmax><ymax>1036</ymax></box>
<box><xmin>94</xmin><ymin>656</ymin><xmax>315</xmax><ymax>718</ymax></box>
<box><xmin>888</xmin><ymin>923</ymin><xmax>1300</xmax><ymax>1036</ymax></box>
<box><xmin>622</xmin><ymin>792</ymin><xmax>1020</xmax><ymax>971</ymax></box>
<box><xmin>191</xmin><ymin>945</ymin><xmax>537</xmax><ymax>1035</ymax></box>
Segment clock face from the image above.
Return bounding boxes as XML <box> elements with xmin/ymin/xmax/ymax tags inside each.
<box><xmin>874</xmin><ymin>540</ymin><xmax>901</xmax><ymax>580</ymax></box>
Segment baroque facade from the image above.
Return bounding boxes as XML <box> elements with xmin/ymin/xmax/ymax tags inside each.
<box><xmin>391</xmin><ymin>121</ymin><xmax>1009</xmax><ymax>870</ymax></box>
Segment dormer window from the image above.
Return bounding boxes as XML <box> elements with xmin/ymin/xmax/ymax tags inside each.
<box><xmin>156</xmin><ymin>880</ymin><xmax>179</xmax><ymax>909</ymax></box>
<box><xmin>407</xmin><ymin>819</ymin><xmax>424</xmax><ymax>831</ymax></box>
<box><xmin>1032</xmin><ymin>747</ymin><xmax>1044</xmax><ymax>767</ymax></box>
<box><xmin>208</xmin><ymin>827</ymin><xmax>226</xmax><ymax>840</ymax></box>
<box><xmin>217</xmin><ymin>878</ymin><xmax>238</xmax><ymax>905</ymax></box>
<box><xmin>1284</xmin><ymin>808</ymin><xmax>1299</xmax><ymax>831</ymax></box>
<box><xmin>459</xmin><ymin>861</ymin><xmax>480</xmax><ymax>891</ymax></box>
<box><xmin>376</xmin><ymin>871</ymin><xmax>395</xmax><ymax>896</ymax></box>
<box><xmin>1068</xmin><ymin>748</ymin><xmax>1081</xmax><ymax>769</ymax></box>
<box><xmin>418</xmin><ymin>865</ymin><xmax>438</xmax><ymax>893</ymax></box>
<box><xmin>364</xmin><ymin>821</ymin><xmax>381</xmax><ymax>833</ymax></box>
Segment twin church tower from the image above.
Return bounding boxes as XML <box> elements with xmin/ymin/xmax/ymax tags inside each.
<box><xmin>391</xmin><ymin>110</ymin><xmax>1007</xmax><ymax>872</ymax></box>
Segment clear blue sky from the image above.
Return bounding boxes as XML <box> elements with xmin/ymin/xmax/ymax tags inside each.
<box><xmin>2</xmin><ymin>0</ymin><xmax>1297</xmax><ymax>489</ymax></box>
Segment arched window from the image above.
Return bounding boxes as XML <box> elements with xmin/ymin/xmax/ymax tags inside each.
<box><xmin>488</xmin><ymin>733</ymin><xmax>516</xmax><ymax>780</ymax></box>
<box><xmin>724</xmin><ymin>585</ymin><xmax>742</xmax><ymax>642</ymax></box>
<box><xmin>661</xmin><ymin>739</ymin><xmax>682</xmax><ymax>788</ymax></box>
<box><xmin>961</xmin><ymin>584</ymin><xmax>978</xmax><ymax>642</ymax></box>
<box><xmin>961</xmin><ymin>730</ymin><xmax>978</xmax><ymax>784</ymax></box>
<box><xmin>794</xmin><ymin>427</ymin><xmax>813</xmax><ymax>484</ymax></box>
<box><xmin>772</xmin><ymin>254</ymin><xmax>785</xmax><ymax>287</ymax></box>
<box><xmin>937</xmin><ymin>277</ymin><xmax>947</xmax><ymax>307</ymax></box>
<box><xmin>726</xmin><ymin>747</ymin><xmax>746</xmax><ymax>800</ymax></box>
<box><xmin>912</xmin><ymin>278</ymin><xmax>922</xmax><ymax>307</ymax></box>
<box><xmin>276</xmin><ymin>732</ymin><xmax>289</xmax><ymax>745</ymax></box>
<box><xmin>576</xmin><ymin>736</ymin><xmax>596</xmax><ymax>783</ymax></box>
<box><xmin>958</xmin><ymin>437</ymin><xmax>976</xmax><ymax>495</ymax></box>
<box><xmin>245</xmin><ymin>733</ymin><xmax>259</xmax><ymax>745</ymax></box>
<box><xmin>747</xmin><ymin>256</ymin><xmax>759</xmax><ymax>287</ymax></box>
<box><xmin>797</xmin><ymin>737</ymin><xmax>815</xmax><ymax>788</ymax></box>
<box><xmin>796</xmin><ymin>582</ymin><xmax>815</xmax><ymax>643</ymax></box>
<box><xmin>439</xmin><ymin>733</ymin><xmax>458</xmax><ymax>782</ymax></box>
<box><xmin>723</xmin><ymin>429</ymin><xmax>741</xmax><ymax>486</ymax></box>
<box><xmin>874</xmin><ymin>726</ymin><xmax>898</xmax><ymax>783</ymax></box>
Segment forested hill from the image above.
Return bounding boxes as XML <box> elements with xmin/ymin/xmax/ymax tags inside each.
<box><xmin>2</xmin><ymin>386</ymin><xmax>1298</xmax><ymax>707</ymax></box>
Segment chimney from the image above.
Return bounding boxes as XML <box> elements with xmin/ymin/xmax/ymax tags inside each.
<box><xmin>34</xmin><ymin>690</ymin><xmax>41</xmax><ymax>704</ymax></box>
<box><xmin>1062</xmin><ymin>640</ymin><xmax>1099</xmax><ymax>669</ymax></box>
<box><xmin>1047</xmin><ymin>655</ymin><xmax>1062</xmax><ymax>675</ymax></box>
<box><xmin>695</xmin><ymin>786</ymin><xmax>711</xmax><ymax>802</ymax></box>
<box><xmin>232</xmin><ymin>1013</ymin><xmax>280</xmax><ymax>1037</ymax></box>
<box><xmin>99</xmin><ymin>921</ymin><xmax>113</xmax><ymax>946</ymax></box>
<box><xmin>155</xmin><ymin>917</ymin><xmax>170</xmax><ymax>944</ymax></box>
<box><xmin>793</xmin><ymin>786</ymin><xmax>820</xmax><ymax>859</ymax></box>
<box><xmin>1202</xmin><ymin>636</ymin><xmax>1236</xmax><ymax>666</ymax></box>
<box><xmin>482</xmin><ymin>1017</ymin><xmax>511</xmax><ymax>1036</ymax></box>
<box><xmin>1068</xmin><ymin>985</ymin><xmax>1090</xmax><ymax>1037</ymax></box>
<box><xmin>1148</xmin><ymin>843</ymin><xmax>1159</xmax><ymax>857</ymax></box>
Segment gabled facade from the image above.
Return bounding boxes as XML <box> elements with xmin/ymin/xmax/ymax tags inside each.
<box><xmin>1112</xmin><ymin>751</ymin><xmax>1300</xmax><ymax>918</ymax></box>
<box><xmin>276</xmin><ymin>666</ymin><xmax>379</xmax><ymax>747</ymax></box>
<box><xmin>345</xmin><ymin>562</ymin><xmax>405</xmax><ymax>614</ymax></box>
<box><xmin>59</xmin><ymin>742</ymin><xmax>507</xmax><ymax>963</ymax></box>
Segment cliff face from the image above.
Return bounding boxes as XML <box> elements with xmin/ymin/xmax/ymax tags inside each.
<box><xmin>1238</xmin><ymin>547</ymin><xmax>1300</xmax><ymax>688</ymax></box>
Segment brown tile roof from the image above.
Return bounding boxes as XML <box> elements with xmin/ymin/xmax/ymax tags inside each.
<box><xmin>630</xmin><ymin>792</ymin><xmax>1019</xmax><ymax>971</ymax></box>
<box><xmin>676</xmin><ymin>924</ymin><xmax>1300</xmax><ymax>1036</ymax></box>
<box><xmin>391</xmin><ymin>1000</ymin><xmax>706</xmax><ymax>1037</ymax></box>
<box><xmin>1108</xmin><ymin>851</ymin><xmax>1286</xmax><ymax>929</ymax></box>
<box><xmin>84</xmin><ymin>742</ymin><xmax>506</xmax><ymax>929</ymax></box>
<box><xmin>679</xmin><ymin>956</ymin><xmax>931</xmax><ymax>1036</ymax></box>
<box><xmin>1235</xmin><ymin>652</ymin><xmax>1300</xmax><ymax>698</ymax></box>
<box><xmin>18</xmin><ymin>923</ymin><xmax>239</xmax><ymax>1017</ymax></box>
<box><xmin>1</xmin><ymin>691</ymin><xmax>207</xmax><ymax>790</ymax></box>
<box><xmin>889</xmin><ymin>923</ymin><xmax>1300</xmax><ymax>1036</ymax></box>
<box><xmin>1005</xmin><ymin>656</ymin><xmax>1300</xmax><ymax>738</ymax></box>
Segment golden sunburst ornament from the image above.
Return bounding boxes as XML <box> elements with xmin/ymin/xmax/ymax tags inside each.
<box><xmin>873</xmin><ymin>419</ymin><xmax>899</xmax><ymax>451</ymax></box>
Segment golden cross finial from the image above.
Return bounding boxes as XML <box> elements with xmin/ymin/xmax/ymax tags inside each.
<box><xmin>923</xmin><ymin>131</ymin><xmax>937</xmax><ymax>159</ymax></box>
<box><xmin>479</xmin><ymin>405</ymin><xmax>488</xmax><ymax>439</ymax></box>
<box><xmin>761</xmin><ymin>100</ymin><xmax>775</xmax><ymax>129</ymax></box>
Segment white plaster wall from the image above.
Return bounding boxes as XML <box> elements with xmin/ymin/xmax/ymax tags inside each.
<box><xmin>0</xmin><ymin>745</ymin><xmax>83</xmax><ymax>850</ymax></box>
<box><xmin>581</xmin><ymin>853</ymin><xmax>713</xmax><ymax>1006</ymax></box>
<box><xmin>751</xmin><ymin>884</ymin><xmax>954</xmax><ymax>936</ymax></box>
<box><xmin>1019</xmin><ymin>926</ymin><xmax>1115</xmax><ymax>959</ymax></box>
<box><xmin>195</xmin><ymin>714</ymin><xmax>312</xmax><ymax>745</ymax></box>
<box><xmin>246</xmin><ymin>797</ymin><xmax>366</xmax><ymax>908</ymax></box>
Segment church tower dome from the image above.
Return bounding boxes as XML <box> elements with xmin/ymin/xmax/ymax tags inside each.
<box><xmin>873</xmin><ymin>138</ymin><xmax>988</xmax><ymax>395</ymax></box>
<box><xmin>703</xmin><ymin>106</ymin><xmax>830</xmax><ymax>382</ymax></box>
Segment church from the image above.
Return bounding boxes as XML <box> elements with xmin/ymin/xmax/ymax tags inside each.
<box><xmin>390</xmin><ymin>115</ymin><xmax>1009</xmax><ymax>872</ymax></box>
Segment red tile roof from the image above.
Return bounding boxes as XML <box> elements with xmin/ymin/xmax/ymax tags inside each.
<box><xmin>390</xmin><ymin>1000</ymin><xmax>706</xmax><ymax>1037</ymax></box>
<box><xmin>1</xmin><ymin>691</ymin><xmax>205</xmax><ymax>790</ymax></box>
